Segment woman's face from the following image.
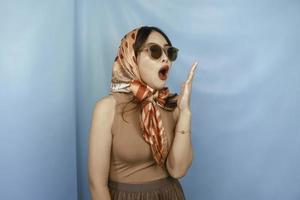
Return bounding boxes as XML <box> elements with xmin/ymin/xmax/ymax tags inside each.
<box><xmin>136</xmin><ymin>31</ymin><xmax>172</xmax><ymax>90</ymax></box>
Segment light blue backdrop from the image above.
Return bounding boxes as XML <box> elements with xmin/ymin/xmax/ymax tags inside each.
<box><xmin>0</xmin><ymin>0</ymin><xmax>78</xmax><ymax>200</ymax></box>
<box><xmin>1</xmin><ymin>0</ymin><xmax>299</xmax><ymax>200</ymax></box>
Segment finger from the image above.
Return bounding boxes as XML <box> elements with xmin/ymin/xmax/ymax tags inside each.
<box><xmin>182</xmin><ymin>82</ymin><xmax>188</xmax><ymax>91</ymax></box>
<box><xmin>186</xmin><ymin>61</ymin><xmax>198</xmax><ymax>84</ymax></box>
<box><xmin>189</xmin><ymin>61</ymin><xmax>198</xmax><ymax>81</ymax></box>
<box><xmin>181</xmin><ymin>82</ymin><xmax>190</xmax><ymax>97</ymax></box>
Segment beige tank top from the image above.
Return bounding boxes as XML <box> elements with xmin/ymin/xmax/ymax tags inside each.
<box><xmin>109</xmin><ymin>92</ymin><xmax>177</xmax><ymax>184</ymax></box>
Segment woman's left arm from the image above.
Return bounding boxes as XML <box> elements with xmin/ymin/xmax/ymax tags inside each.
<box><xmin>166</xmin><ymin>62</ymin><xmax>198</xmax><ymax>179</ymax></box>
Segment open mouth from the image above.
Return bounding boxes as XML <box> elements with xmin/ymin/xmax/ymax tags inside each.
<box><xmin>158</xmin><ymin>65</ymin><xmax>169</xmax><ymax>80</ymax></box>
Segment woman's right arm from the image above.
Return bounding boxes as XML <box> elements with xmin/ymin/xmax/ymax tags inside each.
<box><xmin>88</xmin><ymin>95</ymin><xmax>116</xmax><ymax>200</ymax></box>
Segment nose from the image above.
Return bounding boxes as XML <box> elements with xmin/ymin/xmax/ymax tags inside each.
<box><xmin>161</xmin><ymin>51</ymin><xmax>169</xmax><ymax>64</ymax></box>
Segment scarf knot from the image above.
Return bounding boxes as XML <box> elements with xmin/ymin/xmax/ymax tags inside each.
<box><xmin>130</xmin><ymin>79</ymin><xmax>169</xmax><ymax>108</ymax></box>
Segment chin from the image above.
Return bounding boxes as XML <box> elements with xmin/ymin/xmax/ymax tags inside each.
<box><xmin>153</xmin><ymin>80</ymin><xmax>166</xmax><ymax>90</ymax></box>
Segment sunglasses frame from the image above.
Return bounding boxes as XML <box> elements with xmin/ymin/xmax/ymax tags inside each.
<box><xmin>139</xmin><ymin>42</ymin><xmax>179</xmax><ymax>61</ymax></box>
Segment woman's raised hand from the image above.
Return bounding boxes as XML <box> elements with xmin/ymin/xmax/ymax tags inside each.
<box><xmin>177</xmin><ymin>61</ymin><xmax>198</xmax><ymax>112</ymax></box>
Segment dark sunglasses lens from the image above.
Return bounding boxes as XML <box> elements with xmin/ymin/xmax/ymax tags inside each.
<box><xmin>167</xmin><ymin>47</ymin><xmax>178</xmax><ymax>61</ymax></box>
<box><xmin>149</xmin><ymin>45</ymin><xmax>162</xmax><ymax>59</ymax></box>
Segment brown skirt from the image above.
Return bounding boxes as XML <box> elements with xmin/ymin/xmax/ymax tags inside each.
<box><xmin>108</xmin><ymin>176</ymin><xmax>186</xmax><ymax>200</ymax></box>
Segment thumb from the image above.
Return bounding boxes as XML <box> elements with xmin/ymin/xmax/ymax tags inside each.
<box><xmin>181</xmin><ymin>83</ymin><xmax>185</xmax><ymax>91</ymax></box>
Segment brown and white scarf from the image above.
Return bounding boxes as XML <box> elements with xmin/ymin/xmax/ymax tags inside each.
<box><xmin>109</xmin><ymin>28</ymin><xmax>178</xmax><ymax>167</ymax></box>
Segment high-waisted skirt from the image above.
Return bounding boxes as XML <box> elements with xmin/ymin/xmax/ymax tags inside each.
<box><xmin>108</xmin><ymin>176</ymin><xmax>186</xmax><ymax>200</ymax></box>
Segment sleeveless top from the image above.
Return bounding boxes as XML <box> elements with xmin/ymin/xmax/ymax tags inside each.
<box><xmin>109</xmin><ymin>92</ymin><xmax>177</xmax><ymax>184</ymax></box>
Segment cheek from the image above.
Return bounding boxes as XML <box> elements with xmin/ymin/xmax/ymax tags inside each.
<box><xmin>137</xmin><ymin>53</ymin><xmax>158</xmax><ymax>78</ymax></box>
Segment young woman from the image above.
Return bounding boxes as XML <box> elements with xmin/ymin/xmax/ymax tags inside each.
<box><xmin>88</xmin><ymin>26</ymin><xmax>197</xmax><ymax>200</ymax></box>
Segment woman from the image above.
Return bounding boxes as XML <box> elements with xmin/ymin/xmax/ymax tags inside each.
<box><xmin>88</xmin><ymin>26</ymin><xmax>197</xmax><ymax>200</ymax></box>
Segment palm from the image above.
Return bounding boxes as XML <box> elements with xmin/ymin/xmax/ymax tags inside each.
<box><xmin>177</xmin><ymin>62</ymin><xmax>198</xmax><ymax>111</ymax></box>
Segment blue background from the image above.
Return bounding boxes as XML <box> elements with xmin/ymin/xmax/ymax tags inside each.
<box><xmin>1</xmin><ymin>0</ymin><xmax>299</xmax><ymax>200</ymax></box>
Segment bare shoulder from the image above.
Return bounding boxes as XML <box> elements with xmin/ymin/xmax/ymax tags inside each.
<box><xmin>94</xmin><ymin>94</ymin><xmax>116</xmax><ymax>113</ymax></box>
<box><xmin>91</xmin><ymin>94</ymin><xmax>117</xmax><ymax>126</ymax></box>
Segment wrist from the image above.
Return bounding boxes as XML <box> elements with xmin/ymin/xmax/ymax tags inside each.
<box><xmin>175</xmin><ymin>109</ymin><xmax>192</xmax><ymax>135</ymax></box>
<box><xmin>175</xmin><ymin>129</ymin><xmax>191</xmax><ymax>134</ymax></box>
<box><xmin>179</xmin><ymin>109</ymin><xmax>192</xmax><ymax>116</ymax></box>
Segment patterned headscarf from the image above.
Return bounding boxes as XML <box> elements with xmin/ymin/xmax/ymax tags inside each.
<box><xmin>109</xmin><ymin>27</ymin><xmax>178</xmax><ymax>167</ymax></box>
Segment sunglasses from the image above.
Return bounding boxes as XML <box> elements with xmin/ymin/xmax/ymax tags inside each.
<box><xmin>139</xmin><ymin>43</ymin><xmax>179</xmax><ymax>61</ymax></box>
